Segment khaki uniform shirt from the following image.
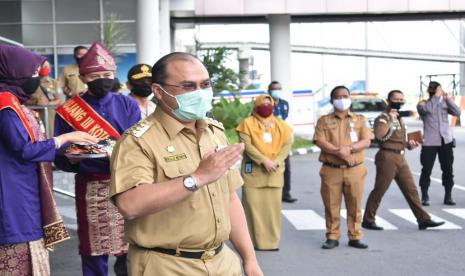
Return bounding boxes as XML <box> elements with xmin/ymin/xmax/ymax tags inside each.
<box><xmin>110</xmin><ymin>108</ymin><xmax>243</xmax><ymax>250</ymax></box>
<box><xmin>374</xmin><ymin>111</ymin><xmax>406</xmax><ymax>150</ymax></box>
<box><xmin>28</xmin><ymin>77</ymin><xmax>62</xmax><ymax>106</ymax></box>
<box><xmin>313</xmin><ymin>112</ymin><xmax>371</xmax><ymax>164</ymax></box>
<box><xmin>58</xmin><ymin>64</ymin><xmax>86</xmax><ymax>97</ymax></box>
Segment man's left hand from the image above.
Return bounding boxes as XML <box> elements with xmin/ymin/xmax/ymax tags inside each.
<box><xmin>244</xmin><ymin>260</ymin><xmax>264</xmax><ymax>276</ymax></box>
<box><xmin>408</xmin><ymin>140</ymin><xmax>419</xmax><ymax>149</ymax></box>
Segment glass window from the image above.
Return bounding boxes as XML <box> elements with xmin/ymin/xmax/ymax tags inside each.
<box><xmin>21</xmin><ymin>0</ymin><xmax>52</xmax><ymax>22</ymax></box>
<box><xmin>22</xmin><ymin>24</ymin><xmax>53</xmax><ymax>45</ymax></box>
<box><xmin>103</xmin><ymin>0</ymin><xmax>136</xmax><ymax>20</ymax></box>
<box><xmin>0</xmin><ymin>1</ymin><xmax>21</xmax><ymax>22</ymax></box>
<box><xmin>56</xmin><ymin>0</ymin><xmax>99</xmax><ymax>21</ymax></box>
<box><xmin>0</xmin><ymin>25</ymin><xmax>22</xmax><ymax>44</ymax></box>
<box><xmin>56</xmin><ymin>23</ymin><xmax>100</xmax><ymax>45</ymax></box>
<box><xmin>111</xmin><ymin>22</ymin><xmax>136</xmax><ymax>44</ymax></box>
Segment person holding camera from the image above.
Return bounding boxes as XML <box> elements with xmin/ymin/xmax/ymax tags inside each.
<box><xmin>417</xmin><ymin>81</ymin><xmax>461</xmax><ymax>206</ymax></box>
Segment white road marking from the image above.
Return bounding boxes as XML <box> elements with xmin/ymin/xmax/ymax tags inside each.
<box><xmin>389</xmin><ymin>209</ymin><xmax>462</xmax><ymax>230</ymax></box>
<box><xmin>340</xmin><ymin>209</ymin><xmax>398</xmax><ymax>230</ymax></box>
<box><xmin>443</xmin><ymin>208</ymin><xmax>465</xmax><ymax>219</ymax></box>
<box><xmin>282</xmin><ymin>210</ymin><xmax>326</xmax><ymax>230</ymax></box>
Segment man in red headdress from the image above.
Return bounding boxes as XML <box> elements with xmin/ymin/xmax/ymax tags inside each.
<box><xmin>54</xmin><ymin>41</ymin><xmax>141</xmax><ymax>276</ymax></box>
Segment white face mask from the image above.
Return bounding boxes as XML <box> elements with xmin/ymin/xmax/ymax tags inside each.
<box><xmin>333</xmin><ymin>98</ymin><xmax>351</xmax><ymax>111</ymax></box>
<box><xmin>270</xmin><ymin>89</ymin><xmax>283</xmax><ymax>99</ymax></box>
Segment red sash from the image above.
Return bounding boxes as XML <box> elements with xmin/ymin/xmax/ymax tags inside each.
<box><xmin>56</xmin><ymin>96</ymin><xmax>121</xmax><ymax>139</ymax></box>
<box><xmin>0</xmin><ymin>92</ymin><xmax>35</xmax><ymax>142</ymax></box>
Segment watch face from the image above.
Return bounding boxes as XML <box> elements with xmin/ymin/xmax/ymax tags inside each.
<box><xmin>184</xmin><ymin>177</ymin><xmax>195</xmax><ymax>188</ymax></box>
<box><xmin>183</xmin><ymin>176</ymin><xmax>198</xmax><ymax>191</ymax></box>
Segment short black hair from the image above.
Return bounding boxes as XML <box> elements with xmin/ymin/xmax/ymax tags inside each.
<box><xmin>151</xmin><ymin>52</ymin><xmax>200</xmax><ymax>84</ymax></box>
<box><xmin>73</xmin><ymin>45</ymin><xmax>87</xmax><ymax>56</ymax></box>
<box><xmin>387</xmin><ymin>89</ymin><xmax>403</xmax><ymax>101</ymax></box>
<box><xmin>427</xmin><ymin>81</ymin><xmax>441</xmax><ymax>95</ymax></box>
<box><xmin>330</xmin><ymin>85</ymin><xmax>349</xmax><ymax>100</ymax></box>
<box><xmin>268</xmin><ymin>81</ymin><xmax>280</xmax><ymax>91</ymax></box>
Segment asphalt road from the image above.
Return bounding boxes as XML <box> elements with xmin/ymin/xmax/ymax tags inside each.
<box><xmin>51</xmin><ymin>118</ymin><xmax>465</xmax><ymax>276</ymax></box>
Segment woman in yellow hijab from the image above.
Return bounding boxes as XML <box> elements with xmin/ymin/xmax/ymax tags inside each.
<box><xmin>236</xmin><ymin>94</ymin><xmax>292</xmax><ymax>250</ymax></box>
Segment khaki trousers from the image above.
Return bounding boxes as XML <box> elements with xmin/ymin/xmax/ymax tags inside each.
<box><xmin>127</xmin><ymin>243</ymin><xmax>242</xmax><ymax>276</ymax></box>
<box><xmin>320</xmin><ymin>164</ymin><xmax>366</xmax><ymax>240</ymax></box>
<box><xmin>364</xmin><ymin>150</ymin><xmax>430</xmax><ymax>224</ymax></box>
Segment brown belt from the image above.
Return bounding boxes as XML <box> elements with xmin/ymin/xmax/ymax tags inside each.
<box><xmin>380</xmin><ymin>147</ymin><xmax>405</xmax><ymax>155</ymax></box>
<box><xmin>143</xmin><ymin>243</ymin><xmax>223</xmax><ymax>260</ymax></box>
<box><xmin>322</xmin><ymin>162</ymin><xmax>362</xmax><ymax>169</ymax></box>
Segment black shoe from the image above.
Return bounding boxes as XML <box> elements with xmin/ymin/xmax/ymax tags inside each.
<box><xmin>114</xmin><ymin>255</ymin><xmax>128</xmax><ymax>276</ymax></box>
<box><xmin>255</xmin><ymin>248</ymin><xmax>279</xmax><ymax>251</ymax></box>
<box><xmin>421</xmin><ymin>189</ymin><xmax>430</xmax><ymax>206</ymax></box>
<box><xmin>444</xmin><ymin>193</ymin><xmax>456</xmax><ymax>205</ymax></box>
<box><xmin>422</xmin><ymin>197</ymin><xmax>430</xmax><ymax>206</ymax></box>
<box><xmin>362</xmin><ymin>221</ymin><xmax>384</xmax><ymax>230</ymax></box>
<box><xmin>321</xmin><ymin>239</ymin><xmax>339</xmax><ymax>249</ymax></box>
<box><xmin>418</xmin><ymin>219</ymin><xmax>445</xmax><ymax>230</ymax></box>
<box><xmin>348</xmin><ymin>240</ymin><xmax>368</xmax><ymax>249</ymax></box>
<box><xmin>282</xmin><ymin>195</ymin><xmax>297</xmax><ymax>203</ymax></box>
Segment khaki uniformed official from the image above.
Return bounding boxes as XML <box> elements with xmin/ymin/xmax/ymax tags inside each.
<box><xmin>110</xmin><ymin>52</ymin><xmax>263</xmax><ymax>276</ymax></box>
<box><xmin>362</xmin><ymin>90</ymin><xmax>445</xmax><ymax>231</ymax></box>
<box><xmin>58</xmin><ymin>46</ymin><xmax>87</xmax><ymax>98</ymax></box>
<box><xmin>313</xmin><ymin>85</ymin><xmax>371</xmax><ymax>250</ymax></box>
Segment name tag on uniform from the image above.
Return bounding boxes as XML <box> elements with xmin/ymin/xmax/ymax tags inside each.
<box><xmin>164</xmin><ymin>153</ymin><xmax>187</xmax><ymax>162</ymax></box>
<box><xmin>350</xmin><ymin>131</ymin><xmax>358</xmax><ymax>142</ymax></box>
<box><xmin>263</xmin><ymin>132</ymin><xmax>272</xmax><ymax>143</ymax></box>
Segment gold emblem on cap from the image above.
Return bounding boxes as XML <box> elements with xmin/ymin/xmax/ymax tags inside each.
<box><xmin>141</xmin><ymin>65</ymin><xmax>149</xmax><ymax>73</ymax></box>
<box><xmin>166</xmin><ymin>146</ymin><xmax>175</xmax><ymax>153</ymax></box>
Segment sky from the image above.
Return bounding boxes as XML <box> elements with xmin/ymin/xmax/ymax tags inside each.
<box><xmin>175</xmin><ymin>20</ymin><xmax>463</xmax><ymax>100</ymax></box>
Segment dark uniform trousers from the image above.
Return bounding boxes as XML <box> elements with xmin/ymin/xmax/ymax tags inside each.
<box><xmin>282</xmin><ymin>155</ymin><xmax>291</xmax><ymax>196</ymax></box>
<box><xmin>419</xmin><ymin>140</ymin><xmax>454</xmax><ymax>191</ymax></box>
<box><xmin>364</xmin><ymin>150</ymin><xmax>431</xmax><ymax>224</ymax></box>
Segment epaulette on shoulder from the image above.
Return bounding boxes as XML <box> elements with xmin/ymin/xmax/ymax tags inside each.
<box><xmin>205</xmin><ymin>117</ymin><xmax>225</xmax><ymax>131</ymax></box>
<box><xmin>125</xmin><ymin>119</ymin><xmax>154</xmax><ymax>138</ymax></box>
<box><xmin>378</xmin><ymin>113</ymin><xmax>390</xmax><ymax>120</ymax></box>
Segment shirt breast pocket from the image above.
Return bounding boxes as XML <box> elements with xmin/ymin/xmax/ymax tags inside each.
<box><xmin>323</xmin><ymin>124</ymin><xmax>338</xmax><ymax>141</ymax></box>
<box><xmin>161</xmin><ymin>163</ymin><xmax>199</xmax><ymax>208</ymax></box>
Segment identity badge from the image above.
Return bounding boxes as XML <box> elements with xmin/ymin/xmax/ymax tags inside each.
<box><xmin>263</xmin><ymin>132</ymin><xmax>272</xmax><ymax>143</ymax></box>
<box><xmin>350</xmin><ymin>131</ymin><xmax>358</xmax><ymax>142</ymax></box>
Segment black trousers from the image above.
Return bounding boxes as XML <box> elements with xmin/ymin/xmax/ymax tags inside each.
<box><xmin>419</xmin><ymin>140</ymin><xmax>454</xmax><ymax>191</ymax></box>
<box><xmin>282</xmin><ymin>155</ymin><xmax>292</xmax><ymax>196</ymax></box>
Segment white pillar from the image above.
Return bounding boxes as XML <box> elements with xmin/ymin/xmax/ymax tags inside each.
<box><xmin>137</xmin><ymin>0</ymin><xmax>159</xmax><ymax>65</ymax></box>
<box><xmin>269</xmin><ymin>14</ymin><xmax>291</xmax><ymax>95</ymax></box>
<box><xmin>159</xmin><ymin>0</ymin><xmax>171</xmax><ymax>56</ymax></box>
<box><xmin>460</xmin><ymin>20</ymin><xmax>465</xmax><ymax>96</ymax></box>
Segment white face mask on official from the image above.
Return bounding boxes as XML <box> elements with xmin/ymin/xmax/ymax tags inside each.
<box><xmin>333</xmin><ymin>98</ymin><xmax>351</xmax><ymax>111</ymax></box>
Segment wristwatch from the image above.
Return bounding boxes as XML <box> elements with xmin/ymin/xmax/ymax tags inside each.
<box><xmin>183</xmin><ymin>175</ymin><xmax>199</xmax><ymax>192</ymax></box>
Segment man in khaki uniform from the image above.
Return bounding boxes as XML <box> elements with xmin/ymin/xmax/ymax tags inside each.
<box><xmin>58</xmin><ymin>45</ymin><xmax>87</xmax><ymax>98</ymax></box>
<box><xmin>110</xmin><ymin>52</ymin><xmax>263</xmax><ymax>276</ymax></box>
<box><xmin>362</xmin><ymin>90</ymin><xmax>444</xmax><ymax>231</ymax></box>
<box><xmin>26</xmin><ymin>60</ymin><xmax>63</xmax><ymax>137</ymax></box>
<box><xmin>313</xmin><ymin>85</ymin><xmax>371</xmax><ymax>250</ymax></box>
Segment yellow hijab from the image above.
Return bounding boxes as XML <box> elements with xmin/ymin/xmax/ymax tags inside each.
<box><xmin>236</xmin><ymin>94</ymin><xmax>292</xmax><ymax>160</ymax></box>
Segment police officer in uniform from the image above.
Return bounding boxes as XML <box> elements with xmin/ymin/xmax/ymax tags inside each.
<box><xmin>110</xmin><ymin>52</ymin><xmax>263</xmax><ymax>276</ymax></box>
<box><xmin>362</xmin><ymin>90</ymin><xmax>445</xmax><ymax>231</ymax></box>
<box><xmin>313</xmin><ymin>85</ymin><xmax>371</xmax><ymax>250</ymax></box>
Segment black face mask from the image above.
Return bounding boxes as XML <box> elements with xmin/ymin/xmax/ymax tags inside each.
<box><xmin>21</xmin><ymin>76</ymin><xmax>41</xmax><ymax>95</ymax></box>
<box><xmin>87</xmin><ymin>78</ymin><xmax>114</xmax><ymax>98</ymax></box>
<box><xmin>131</xmin><ymin>83</ymin><xmax>152</xmax><ymax>97</ymax></box>
<box><xmin>389</xmin><ymin>101</ymin><xmax>404</xmax><ymax>110</ymax></box>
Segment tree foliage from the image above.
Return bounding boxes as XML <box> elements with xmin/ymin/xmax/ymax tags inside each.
<box><xmin>197</xmin><ymin>45</ymin><xmax>241</xmax><ymax>95</ymax></box>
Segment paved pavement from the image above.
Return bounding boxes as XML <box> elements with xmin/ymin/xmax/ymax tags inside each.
<box><xmin>51</xmin><ymin>118</ymin><xmax>465</xmax><ymax>275</ymax></box>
